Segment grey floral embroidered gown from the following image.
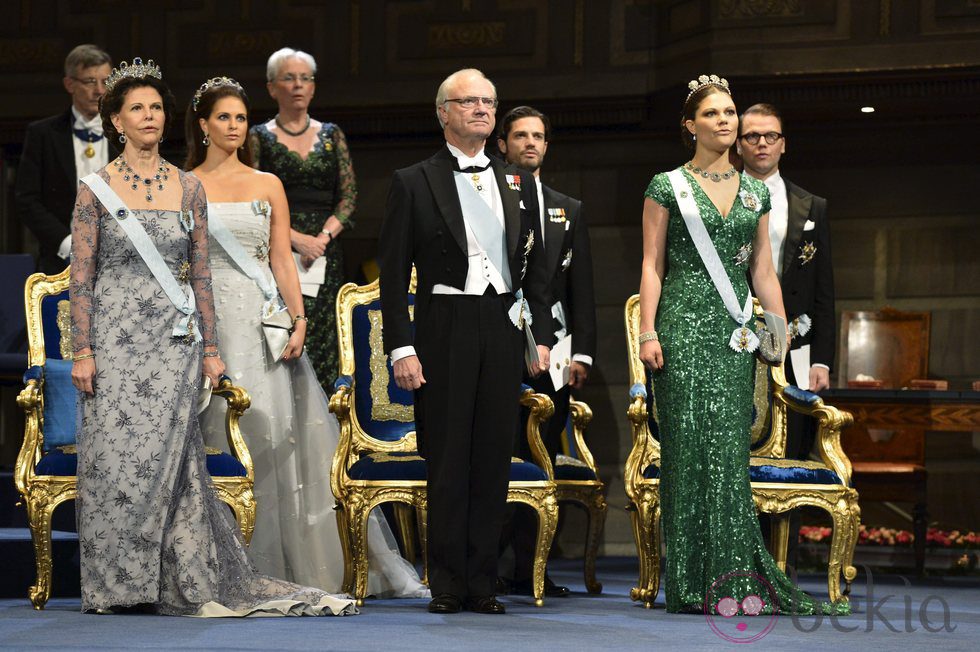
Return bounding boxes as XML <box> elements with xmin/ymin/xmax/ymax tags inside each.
<box><xmin>69</xmin><ymin>168</ymin><xmax>356</xmax><ymax>616</ymax></box>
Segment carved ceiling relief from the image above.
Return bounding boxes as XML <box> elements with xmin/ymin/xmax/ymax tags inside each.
<box><xmin>719</xmin><ymin>0</ymin><xmax>805</xmax><ymax>18</ymax></box>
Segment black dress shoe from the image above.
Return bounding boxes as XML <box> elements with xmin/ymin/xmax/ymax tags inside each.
<box><xmin>428</xmin><ymin>594</ymin><xmax>463</xmax><ymax>614</ymax></box>
<box><xmin>511</xmin><ymin>577</ymin><xmax>571</xmax><ymax>598</ymax></box>
<box><xmin>465</xmin><ymin>596</ymin><xmax>506</xmax><ymax>614</ymax></box>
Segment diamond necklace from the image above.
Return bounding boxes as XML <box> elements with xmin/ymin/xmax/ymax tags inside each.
<box><xmin>113</xmin><ymin>156</ymin><xmax>170</xmax><ymax>202</ymax></box>
<box><xmin>685</xmin><ymin>160</ymin><xmax>737</xmax><ymax>183</ymax></box>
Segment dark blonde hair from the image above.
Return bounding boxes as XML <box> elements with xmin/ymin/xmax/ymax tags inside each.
<box><xmin>183</xmin><ymin>83</ymin><xmax>253</xmax><ymax>170</ymax></box>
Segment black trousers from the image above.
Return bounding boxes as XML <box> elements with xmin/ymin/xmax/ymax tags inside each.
<box><xmin>415</xmin><ymin>291</ymin><xmax>522</xmax><ymax>599</ymax></box>
<box><xmin>507</xmin><ymin>375</ymin><xmax>569</xmax><ymax>582</ymax></box>
<box><xmin>760</xmin><ymin>361</ymin><xmax>817</xmax><ymax>568</ymax></box>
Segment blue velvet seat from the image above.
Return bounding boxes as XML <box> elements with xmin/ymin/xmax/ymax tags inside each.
<box><xmin>14</xmin><ymin>268</ymin><xmax>256</xmax><ymax>610</ymax></box>
<box><xmin>622</xmin><ymin>293</ymin><xmax>861</xmax><ymax>608</ymax></box>
<box><xmin>330</xmin><ymin>275</ymin><xmax>559</xmax><ymax>606</ymax></box>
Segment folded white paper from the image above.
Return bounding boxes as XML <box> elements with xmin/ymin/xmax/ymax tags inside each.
<box><xmin>549</xmin><ymin>334</ymin><xmax>573</xmax><ymax>391</ymax></box>
<box><xmin>294</xmin><ymin>252</ymin><xmax>327</xmax><ymax>298</ymax></box>
<box><xmin>524</xmin><ymin>322</ymin><xmax>540</xmax><ymax>376</ymax></box>
<box><xmin>790</xmin><ymin>344</ymin><xmax>812</xmax><ymax>390</ymax></box>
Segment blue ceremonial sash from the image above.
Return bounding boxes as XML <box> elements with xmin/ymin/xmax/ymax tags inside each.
<box><xmin>452</xmin><ymin>172</ymin><xmax>512</xmax><ymax>291</ymax></box>
<box><xmin>207</xmin><ymin>201</ymin><xmax>283</xmax><ymax>319</ymax></box>
<box><xmin>81</xmin><ymin>173</ymin><xmax>201</xmax><ymax>342</ymax></box>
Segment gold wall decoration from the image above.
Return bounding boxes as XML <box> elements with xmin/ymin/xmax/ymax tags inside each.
<box><xmin>428</xmin><ymin>22</ymin><xmax>507</xmax><ymax>50</ymax></box>
<box><xmin>368</xmin><ymin>308</ymin><xmax>414</xmax><ymax>423</ymax></box>
<box><xmin>719</xmin><ymin>0</ymin><xmax>804</xmax><ymax>18</ymax></box>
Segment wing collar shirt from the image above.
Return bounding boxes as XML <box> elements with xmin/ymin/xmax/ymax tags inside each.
<box><xmin>764</xmin><ymin>171</ymin><xmax>788</xmax><ymax>278</ymax></box>
<box><xmin>390</xmin><ymin>142</ymin><xmax>510</xmax><ymax>364</ymax></box>
<box><xmin>60</xmin><ymin>108</ymin><xmax>110</xmax><ymax>261</ymax></box>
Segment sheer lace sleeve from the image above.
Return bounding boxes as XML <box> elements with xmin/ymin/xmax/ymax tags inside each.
<box><xmin>181</xmin><ymin>171</ymin><xmax>218</xmax><ymax>348</ymax></box>
<box><xmin>69</xmin><ymin>179</ymin><xmax>103</xmax><ymax>353</ymax></box>
<box><xmin>331</xmin><ymin>125</ymin><xmax>357</xmax><ymax>228</ymax></box>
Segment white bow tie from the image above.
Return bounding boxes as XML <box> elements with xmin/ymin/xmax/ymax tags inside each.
<box><xmin>456</xmin><ymin>152</ymin><xmax>490</xmax><ymax>170</ymax></box>
<box><xmin>75</xmin><ymin>115</ymin><xmax>104</xmax><ymax>134</ymax></box>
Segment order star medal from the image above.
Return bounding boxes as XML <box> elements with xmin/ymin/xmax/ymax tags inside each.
<box><xmin>799</xmin><ymin>241</ymin><xmax>817</xmax><ymax>265</ymax></box>
<box><xmin>84</xmin><ymin>143</ymin><xmax>96</xmax><ymax>158</ymax></box>
<box><xmin>728</xmin><ymin>325</ymin><xmax>760</xmax><ymax>354</ymax></box>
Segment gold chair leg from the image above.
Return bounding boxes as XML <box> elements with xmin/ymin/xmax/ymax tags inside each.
<box><xmin>25</xmin><ymin>493</ymin><xmax>57</xmax><ymax>610</ymax></box>
<box><xmin>584</xmin><ymin>491</ymin><xmax>607</xmax><ymax>594</ymax></box>
<box><xmin>350</xmin><ymin>497</ymin><xmax>372</xmax><ymax>606</ymax></box>
<box><xmin>629</xmin><ymin>493</ymin><xmax>660</xmax><ymax>608</ymax></box>
<box><xmin>393</xmin><ymin>503</ymin><xmax>417</xmax><ymax>563</ymax></box>
<box><xmin>770</xmin><ymin>513</ymin><xmax>790</xmax><ymax>573</ymax></box>
<box><xmin>335</xmin><ymin>503</ymin><xmax>355</xmax><ymax>595</ymax></box>
<box><xmin>530</xmin><ymin>493</ymin><xmax>559</xmax><ymax>607</ymax></box>
<box><xmin>415</xmin><ymin>502</ymin><xmax>429</xmax><ymax>586</ymax></box>
<box><xmin>842</xmin><ymin>499</ymin><xmax>861</xmax><ymax>596</ymax></box>
<box><xmin>828</xmin><ymin>497</ymin><xmax>861</xmax><ymax>603</ymax></box>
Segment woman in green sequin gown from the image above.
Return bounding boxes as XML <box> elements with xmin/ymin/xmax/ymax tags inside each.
<box><xmin>250</xmin><ymin>48</ymin><xmax>356</xmax><ymax>389</ymax></box>
<box><xmin>638</xmin><ymin>80</ymin><xmax>848</xmax><ymax>616</ymax></box>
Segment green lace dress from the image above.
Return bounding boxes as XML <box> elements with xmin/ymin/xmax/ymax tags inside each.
<box><xmin>251</xmin><ymin>122</ymin><xmax>357</xmax><ymax>388</ymax></box>
<box><xmin>645</xmin><ymin>169</ymin><xmax>848</xmax><ymax>616</ymax></box>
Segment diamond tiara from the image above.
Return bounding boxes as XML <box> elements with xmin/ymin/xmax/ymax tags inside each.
<box><xmin>686</xmin><ymin>74</ymin><xmax>730</xmax><ymax>102</ymax></box>
<box><xmin>192</xmin><ymin>76</ymin><xmax>244</xmax><ymax>111</ymax></box>
<box><xmin>104</xmin><ymin>57</ymin><xmax>163</xmax><ymax>92</ymax></box>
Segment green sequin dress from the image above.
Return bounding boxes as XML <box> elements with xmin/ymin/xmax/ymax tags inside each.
<box><xmin>645</xmin><ymin>169</ymin><xmax>848</xmax><ymax>616</ymax></box>
<box><xmin>251</xmin><ymin>122</ymin><xmax>357</xmax><ymax>390</ymax></box>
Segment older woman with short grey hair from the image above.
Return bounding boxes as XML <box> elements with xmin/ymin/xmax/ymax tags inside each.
<box><xmin>250</xmin><ymin>47</ymin><xmax>357</xmax><ymax>389</ymax></box>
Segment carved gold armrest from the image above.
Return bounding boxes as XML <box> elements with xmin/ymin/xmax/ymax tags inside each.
<box><xmin>521</xmin><ymin>386</ymin><xmax>555</xmax><ymax>481</ymax></box>
<box><xmin>568</xmin><ymin>399</ymin><xmax>598</xmax><ymax>473</ymax></box>
<box><xmin>328</xmin><ymin>378</ymin><xmax>354</xmax><ymax>502</ymax></box>
<box><xmin>210</xmin><ymin>376</ymin><xmax>254</xmax><ymax>482</ymax></box>
<box><xmin>15</xmin><ymin>377</ymin><xmax>44</xmax><ymax>499</ymax></box>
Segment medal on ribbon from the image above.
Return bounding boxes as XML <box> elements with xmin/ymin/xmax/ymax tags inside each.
<box><xmin>505</xmin><ymin>174</ymin><xmax>521</xmax><ymax>191</ymax></box>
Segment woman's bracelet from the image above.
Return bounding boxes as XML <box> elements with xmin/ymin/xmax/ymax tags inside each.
<box><xmin>321</xmin><ymin>229</ymin><xmax>333</xmax><ymax>241</ymax></box>
<box><xmin>639</xmin><ymin>330</ymin><xmax>659</xmax><ymax>344</ymax></box>
<box><xmin>74</xmin><ymin>353</ymin><xmax>95</xmax><ymax>361</ymax></box>
<box><xmin>292</xmin><ymin>314</ymin><xmax>309</xmax><ymax>327</ymax></box>
<box><xmin>203</xmin><ymin>350</ymin><xmax>220</xmax><ymax>358</ymax></box>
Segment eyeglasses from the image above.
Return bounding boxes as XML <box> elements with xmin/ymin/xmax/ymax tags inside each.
<box><xmin>72</xmin><ymin>76</ymin><xmax>108</xmax><ymax>89</ymax></box>
<box><xmin>739</xmin><ymin>131</ymin><xmax>783</xmax><ymax>145</ymax></box>
<box><xmin>277</xmin><ymin>74</ymin><xmax>315</xmax><ymax>84</ymax></box>
<box><xmin>444</xmin><ymin>97</ymin><xmax>499</xmax><ymax>110</ymax></box>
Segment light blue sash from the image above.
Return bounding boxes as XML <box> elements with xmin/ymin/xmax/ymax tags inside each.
<box><xmin>453</xmin><ymin>172</ymin><xmax>512</xmax><ymax>291</ymax></box>
<box><xmin>81</xmin><ymin>173</ymin><xmax>201</xmax><ymax>342</ymax></box>
<box><xmin>207</xmin><ymin>201</ymin><xmax>282</xmax><ymax>319</ymax></box>
<box><xmin>666</xmin><ymin>169</ymin><xmax>758</xmax><ymax>353</ymax></box>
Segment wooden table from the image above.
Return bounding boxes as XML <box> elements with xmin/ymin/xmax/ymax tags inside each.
<box><xmin>821</xmin><ymin>389</ymin><xmax>980</xmax><ymax>433</ymax></box>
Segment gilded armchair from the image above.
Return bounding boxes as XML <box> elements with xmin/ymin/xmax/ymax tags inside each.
<box><xmin>329</xmin><ymin>276</ymin><xmax>559</xmax><ymax>606</ymax></box>
<box><xmin>623</xmin><ymin>294</ymin><xmax>860</xmax><ymax>608</ymax></box>
<box><xmin>548</xmin><ymin>400</ymin><xmax>607</xmax><ymax>593</ymax></box>
<box><xmin>14</xmin><ymin>268</ymin><xmax>257</xmax><ymax>610</ymax></box>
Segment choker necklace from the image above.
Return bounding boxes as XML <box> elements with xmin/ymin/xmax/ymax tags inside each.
<box><xmin>275</xmin><ymin>114</ymin><xmax>311</xmax><ymax>137</ymax></box>
<box><xmin>113</xmin><ymin>156</ymin><xmax>171</xmax><ymax>202</ymax></box>
<box><xmin>685</xmin><ymin>161</ymin><xmax>738</xmax><ymax>183</ymax></box>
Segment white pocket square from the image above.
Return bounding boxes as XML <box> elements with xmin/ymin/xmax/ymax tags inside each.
<box><xmin>519</xmin><ymin>200</ymin><xmax>526</xmax><ymax>209</ymax></box>
<box><xmin>803</xmin><ymin>220</ymin><xmax>816</xmax><ymax>231</ymax></box>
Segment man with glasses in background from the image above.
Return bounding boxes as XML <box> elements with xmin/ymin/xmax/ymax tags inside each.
<box><xmin>738</xmin><ymin>103</ymin><xmax>836</xmax><ymax>570</ymax></box>
<box><xmin>15</xmin><ymin>44</ymin><xmax>112</xmax><ymax>273</ymax></box>
<box><xmin>379</xmin><ymin>68</ymin><xmax>552</xmax><ymax>615</ymax></box>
